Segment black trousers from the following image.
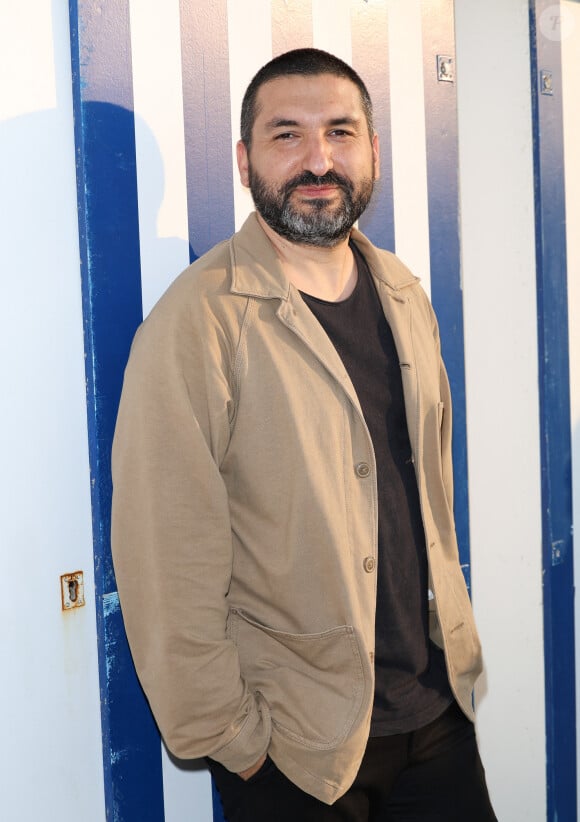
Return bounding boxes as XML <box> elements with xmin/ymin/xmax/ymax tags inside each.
<box><xmin>209</xmin><ymin>702</ymin><xmax>497</xmax><ymax>821</ymax></box>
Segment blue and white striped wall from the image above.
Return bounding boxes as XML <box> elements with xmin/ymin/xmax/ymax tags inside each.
<box><xmin>456</xmin><ymin>4</ymin><xmax>576</xmax><ymax>820</ymax></box>
<box><xmin>1</xmin><ymin>1</ymin><xmax>578</xmax><ymax>820</ymax></box>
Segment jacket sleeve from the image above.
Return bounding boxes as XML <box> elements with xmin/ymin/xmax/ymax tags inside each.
<box><xmin>111</xmin><ymin>287</ymin><xmax>271</xmax><ymax>771</ymax></box>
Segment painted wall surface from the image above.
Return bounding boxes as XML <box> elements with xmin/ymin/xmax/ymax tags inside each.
<box><xmin>455</xmin><ymin>2</ymin><xmax>546</xmax><ymax>819</ymax></box>
<box><xmin>0</xmin><ymin>1</ymin><xmax>106</xmax><ymax>819</ymax></box>
<box><xmin>1</xmin><ymin>1</ymin><xmax>577</xmax><ymax>821</ymax></box>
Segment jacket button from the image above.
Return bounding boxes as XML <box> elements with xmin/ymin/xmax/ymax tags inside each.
<box><xmin>363</xmin><ymin>556</ymin><xmax>376</xmax><ymax>573</ymax></box>
<box><xmin>355</xmin><ymin>462</ymin><xmax>370</xmax><ymax>478</ymax></box>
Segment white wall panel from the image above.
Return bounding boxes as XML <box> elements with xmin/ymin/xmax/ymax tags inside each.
<box><xmin>227</xmin><ymin>0</ymin><xmax>273</xmax><ymax>229</ymax></box>
<box><xmin>162</xmin><ymin>745</ymin><xmax>214</xmax><ymax>822</ymax></box>
<box><xmin>455</xmin><ymin>1</ymin><xmax>545</xmax><ymax>819</ymax></box>
<box><xmin>312</xmin><ymin>0</ymin><xmax>352</xmax><ymax>62</ymax></box>
<box><xmin>386</xmin><ymin>0</ymin><xmax>431</xmax><ymax>294</ymax></box>
<box><xmin>129</xmin><ymin>0</ymin><xmax>190</xmax><ymax>317</ymax></box>
<box><xmin>0</xmin><ymin>2</ymin><xmax>57</xmax><ymax>117</ymax></box>
<box><xmin>0</xmin><ymin>1</ymin><xmax>105</xmax><ymax>819</ymax></box>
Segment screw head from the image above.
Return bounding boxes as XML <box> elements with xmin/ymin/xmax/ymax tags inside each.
<box><xmin>437</xmin><ymin>55</ymin><xmax>454</xmax><ymax>83</ymax></box>
<box><xmin>541</xmin><ymin>69</ymin><xmax>554</xmax><ymax>95</ymax></box>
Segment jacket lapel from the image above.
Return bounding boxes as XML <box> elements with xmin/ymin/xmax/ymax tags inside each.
<box><xmin>229</xmin><ymin>213</ymin><xmax>421</xmax><ymax>433</ymax></box>
<box><xmin>276</xmin><ymin>292</ymin><xmax>366</xmax><ymax>419</ymax></box>
<box><xmin>374</xmin><ymin>282</ymin><xmax>421</xmax><ymax>463</ymax></box>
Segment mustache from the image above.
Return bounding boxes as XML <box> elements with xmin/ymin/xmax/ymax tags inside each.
<box><xmin>282</xmin><ymin>170</ymin><xmax>353</xmax><ymax>195</ymax></box>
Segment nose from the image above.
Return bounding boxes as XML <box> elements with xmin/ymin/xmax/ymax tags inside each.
<box><xmin>302</xmin><ymin>132</ymin><xmax>333</xmax><ymax>176</ymax></box>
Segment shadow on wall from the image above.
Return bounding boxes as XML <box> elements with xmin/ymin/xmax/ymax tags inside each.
<box><xmin>79</xmin><ymin>101</ymin><xmax>194</xmax><ymax>319</ymax></box>
<box><xmin>1</xmin><ymin>101</ymin><xmax>212</xmax><ymax>810</ymax></box>
<box><xmin>71</xmin><ymin>100</ymin><xmax>212</xmax><ymax>793</ymax></box>
<box><xmin>0</xmin><ymin>106</ymin><xmax>100</xmax><ymax>497</ymax></box>
<box><xmin>75</xmin><ymin>101</ymin><xmax>220</xmax><ymax>817</ymax></box>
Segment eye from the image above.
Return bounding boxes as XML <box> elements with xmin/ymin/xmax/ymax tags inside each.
<box><xmin>275</xmin><ymin>132</ymin><xmax>297</xmax><ymax>141</ymax></box>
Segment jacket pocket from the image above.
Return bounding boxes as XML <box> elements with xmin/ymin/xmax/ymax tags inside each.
<box><xmin>228</xmin><ymin>609</ymin><xmax>365</xmax><ymax>751</ymax></box>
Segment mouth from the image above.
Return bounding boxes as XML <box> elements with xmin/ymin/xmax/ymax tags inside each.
<box><xmin>292</xmin><ymin>184</ymin><xmax>341</xmax><ymax>198</ymax></box>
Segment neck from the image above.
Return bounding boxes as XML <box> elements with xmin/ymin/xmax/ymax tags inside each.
<box><xmin>256</xmin><ymin>213</ymin><xmax>358</xmax><ymax>302</ymax></box>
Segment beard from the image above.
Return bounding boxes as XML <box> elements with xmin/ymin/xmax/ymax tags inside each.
<box><xmin>248</xmin><ymin>165</ymin><xmax>375</xmax><ymax>248</ymax></box>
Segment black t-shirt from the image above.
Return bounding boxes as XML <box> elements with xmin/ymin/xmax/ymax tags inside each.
<box><xmin>301</xmin><ymin>247</ymin><xmax>452</xmax><ymax>735</ymax></box>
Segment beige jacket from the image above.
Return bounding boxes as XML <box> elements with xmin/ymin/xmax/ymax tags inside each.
<box><xmin>111</xmin><ymin>213</ymin><xmax>483</xmax><ymax>805</ymax></box>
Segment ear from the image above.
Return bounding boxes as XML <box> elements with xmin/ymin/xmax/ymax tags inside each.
<box><xmin>372</xmin><ymin>132</ymin><xmax>380</xmax><ymax>182</ymax></box>
<box><xmin>236</xmin><ymin>140</ymin><xmax>250</xmax><ymax>187</ymax></box>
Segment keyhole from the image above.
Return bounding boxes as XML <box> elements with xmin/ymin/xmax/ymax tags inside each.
<box><xmin>68</xmin><ymin>579</ymin><xmax>78</xmax><ymax>603</ymax></box>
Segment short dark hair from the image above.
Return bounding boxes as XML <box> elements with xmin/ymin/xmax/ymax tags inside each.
<box><xmin>240</xmin><ymin>48</ymin><xmax>374</xmax><ymax>148</ymax></box>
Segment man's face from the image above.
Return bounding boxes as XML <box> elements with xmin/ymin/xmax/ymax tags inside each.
<box><xmin>237</xmin><ymin>74</ymin><xmax>380</xmax><ymax>247</ymax></box>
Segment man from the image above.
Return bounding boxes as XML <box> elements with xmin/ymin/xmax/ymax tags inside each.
<box><xmin>112</xmin><ymin>49</ymin><xmax>496</xmax><ymax>821</ymax></box>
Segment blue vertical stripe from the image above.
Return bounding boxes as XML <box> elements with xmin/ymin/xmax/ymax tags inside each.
<box><xmin>350</xmin><ymin>1</ymin><xmax>395</xmax><ymax>252</ymax></box>
<box><xmin>211</xmin><ymin>774</ymin><xmax>226</xmax><ymax>822</ymax></box>
<box><xmin>529</xmin><ymin>3</ymin><xmax>576</xmax><ymax>818</ymax></box>
<box><xmin>420</xmin><ymin>0</ymin><xmax>471</xmax><ymax>584</ymax></box>
<box><xmin>68</xmin><ymin>2</ymin><xmax>165</xmax><ymax>820</ymax></box>
<box><xmin>179</xmin><ymin>0</ymin><xmax>235</xmax><ymax>262</ymax></box>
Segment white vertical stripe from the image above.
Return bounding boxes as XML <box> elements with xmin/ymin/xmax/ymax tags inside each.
<box><xmin>129</xmin><ymin>0</ymin><xmax>190</xmax><ymax>317</ymax></box>
<box><xmin>161</xmin><ymin>745</ymin><xmax>214</xmax><ymax>822</ymax></box>
<box><xmin>386</xmin><ymin>0</ymin><xmax>431</xmax><ymax>295</ymax></box>
<box><xmin>0</xmin><ymin>1</ymin><xmax>57</xmax><ymax>117</ymax></box>
<box><xmin>130</xmin><ymin>4</ymin><xmax>231</xmax><ymax>811</ymax></box>
<box><xmin>561</xmin><ymin>2</ymin><xmax>580</xmax><ymax>812</ymax></box>
<box><xmin>227</xmin><ymin>0</ymin><xmax>273</xmax><ymax>229</ymax></box>
<box><xmin>1</xmin><ymin>1</ymin><xmax>106</xmax><ymax>816</ymax></box>
<box><xmin>312</xmin><ymin>0</ymin><xmax>352</xmax><ymax>64</ymax></box>
<box><xmin>130</xmin><ymin>2</ymin><xmax>210</xmax><ymax>813</ymax></box>
<box><xmin>456</xmin><ymin>2</ymin><xmax>546</xmax><ymax>819</ymax></box>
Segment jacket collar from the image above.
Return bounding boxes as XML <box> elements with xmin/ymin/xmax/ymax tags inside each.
<box><xmin>229</xmin><ymin>212</ymin><xmax>419</xmax><ymax>300</ymax></box>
